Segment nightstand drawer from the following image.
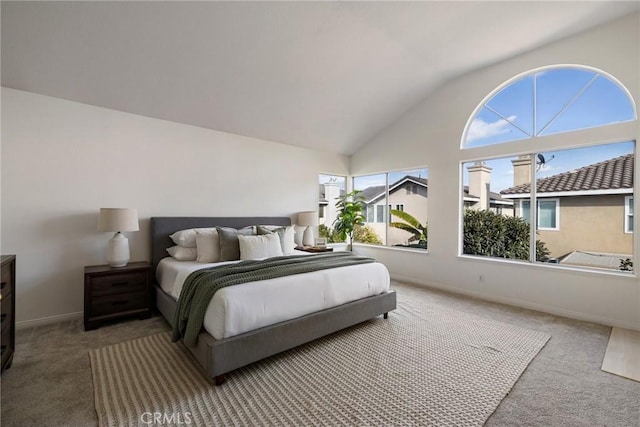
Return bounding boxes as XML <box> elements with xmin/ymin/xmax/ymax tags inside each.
<box><xmin>0</xmin><ymin>263</ymin><xmax>14</xmax><ymax>299</ymax></box>
<box><xmin>1</xmin><ymin>320</ymin><xmax>11</xmax><ymax>366</ymax></box>
<box><xmin>1</xmin><ymin>295</ymin><xmax>12</xmax><ymax>331</ymax></box>
<box><xmin>91</xmin><ymin>291</ymin><xmax>148</xmax><ymax>317</ymax></box>
<box><xmin>90</xmin><ymin>272</ymin><xmax>147</xmax><ymax>296</ymax></box>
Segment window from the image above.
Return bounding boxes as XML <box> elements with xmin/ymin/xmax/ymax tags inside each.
<box><xmin>520</xmin><ymin>199</ymin><xmax>559</xmax><ymax>230</ymax></box>
<box><xmin>626</xmin><ymin>196</ymin><xmax>634</xmax><ymax>233</ymax></box>
<box><xmin>462</xmin><ymin>67</ymin><xmax>636</xmax><ymax>149</ymax></box>
<box><xmin>317</xmin><ymin>174</ymin><xmax>346</xmax><ymax>243</ymax></box>
<box><xmin>354</xmin><ymin>168</ymin><xmax>428</xmax><ymax>249</ymax></box>
<box><xmin>460</xmin><ymin>65</ymin><xmax>636</xmax><ymax>273</ymax></box>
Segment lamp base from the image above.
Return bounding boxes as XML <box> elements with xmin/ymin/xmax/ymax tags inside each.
<box><xmin>107</xmin><ymin>232</ymin><xmax>130</xmax><ymax>267</ymax></box>
<box><xmin>302</xmin><ymin>227</ymin><xmax>315</xmax><ymax>247</ymax></box>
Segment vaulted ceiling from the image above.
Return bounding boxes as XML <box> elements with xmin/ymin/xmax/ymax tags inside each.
<box><xmin>2</xmin><ymin>1</ymin><xmax>638</xmax><ymax>155</ymax></box>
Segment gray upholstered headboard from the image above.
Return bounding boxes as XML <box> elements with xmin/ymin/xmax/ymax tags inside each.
<box><xmin>150</xmin><ymin>216</ymin><xmax>292</xmax><ymax>277</ymax></box>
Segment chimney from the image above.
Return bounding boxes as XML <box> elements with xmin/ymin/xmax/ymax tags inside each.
<box><xmin>324</xmin><ymin>181</ymin><xmax>341</xmax><ymax>227</ymax></box>
<box><xmin>511</xmin><ymin>156</ymin><xmax>532</xmax><ymax>187</ymax></box>
<box><xmin>467</xmin><ymin>162</ymin><xmax>492</xmax><ymax>211</ymax></box>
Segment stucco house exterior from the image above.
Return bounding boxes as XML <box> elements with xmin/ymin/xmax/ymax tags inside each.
<box><xmin>500</xmin><ymin>154</ymin><xmax>634</xmax><ymax>268</ymax></box>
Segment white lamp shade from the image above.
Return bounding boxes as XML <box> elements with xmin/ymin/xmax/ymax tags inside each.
<box><xmin>98</xmin><ymin>208</ymin><xmax>139</xmax><ymax>232</ymax></box>
<box><xmin>297</xmin><ymin>211</ymin><xmax>318</xmax><ymax>227</ymax></box>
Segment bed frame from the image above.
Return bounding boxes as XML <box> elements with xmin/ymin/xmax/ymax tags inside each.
<box><xmin>150</xmin><ymin>216</ymin><xmax>397</xmax><ymax>385</ymax></box>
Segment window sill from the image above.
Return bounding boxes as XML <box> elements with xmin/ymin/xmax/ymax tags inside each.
<box><xmin>352</xmin><ymin>243</ymin><xmax>428</xmax><ymax>254</ymax></box>
<box><xmin>457</xmin><ymin>254</ymin><xmax>637</xmax><ymax>278</ymax></box>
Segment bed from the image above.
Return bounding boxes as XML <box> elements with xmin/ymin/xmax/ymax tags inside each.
<box><xmin>151</xmin><ymin>216</ymin><xmax>397</xmax><ymax>385</ymax></box>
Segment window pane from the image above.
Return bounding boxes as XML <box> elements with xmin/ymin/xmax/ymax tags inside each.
<box><xmin>541</xmin><ymin>75</ymin><xmax>636</xmax><ymax>136</ymax></box>
<box><xmin>462</xmin><ymin>156</ymin><xmax>529</xmax><ymax>260</ymax></box>
<box><xmin>521</xmin><ymin>200</ymin><xmax>531</xmax><ymax>224</ymax></box>
<box><xmin>486</xmin><ymin>75</ymin><xmax>534</xmax><ymax>137</ymax></box>
<box><xmin>464</xmin><ymin>107</ymin><xmax>529</xmax><ymax>148</ymax></box>
<box><xmin>532</xmin><ymin>142</ymin><xmax>634</xmax><ymax>270</ymax></box>
<box><xmin>538</xmin><ymin>200</ymin><xmax>557</xmax><ymax>229</ymax></box>
<box><xmin>318</xmin><ymin>174</ymin><xmax>346</xmax><ymax>243</ymax></box>
<box><xmin>354</xmin><ymin>174</ymin><xmax>386</xmax><ymax>245</ymax></box>
<box><xmin>388</xmin><ymin>169</ymin><xmax>428</xmax><ymax>250</ymax></box>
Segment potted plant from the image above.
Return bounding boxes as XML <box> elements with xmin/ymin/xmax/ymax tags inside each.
<box><xmin>333</xmin><ymin>190</ymin><xmax>366</xmax><ymax>251</ymax></box>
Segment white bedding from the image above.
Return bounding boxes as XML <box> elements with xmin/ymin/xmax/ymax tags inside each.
<box><xmin>157</xmin><ymin>252</ymin><xmax>390</xmax><ymax>340</ymax></box>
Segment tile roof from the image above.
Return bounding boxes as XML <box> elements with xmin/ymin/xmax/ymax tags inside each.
<box><xmin>362</xmin><ymin>175</ymin><xmax>428</xmax><ymax>203</ymax></box>
<box><xmin>501</xmin><ymin>153</ymin><xmax>634</xmax><ymax>195</ymax></box>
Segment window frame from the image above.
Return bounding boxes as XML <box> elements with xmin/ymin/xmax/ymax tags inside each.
<box><xmin>458</xmin><ymin>65</ymin><xmax>636</xmax><ymax>275</ymax></box>
<box><xmin>520</xmin><ymin>198</ymin><xmax>560</xmax><ymax>231</ymax></box>
<box><xmin>625</xmin><ymin>195</ymin><xmax>634</xmax><ymax>234</ymax></box>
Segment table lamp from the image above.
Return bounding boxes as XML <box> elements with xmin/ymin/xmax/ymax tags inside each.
<box><xmin>298</xmin><ymin>211</ymin><xmax>319</xmax><ymax>247</ymax></box>
<box><xmin>97</xmin><ymin>208</ymin><xmax>139</xmax><ymax>267</ymax></box>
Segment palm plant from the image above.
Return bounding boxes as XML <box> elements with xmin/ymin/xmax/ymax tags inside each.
<box><xmin>333</xmin><ymin>190</ymin><xmax>366</xmax><ymax>250</ymax></box>
<box><xmin>389</xmin><ymin>209</ymin><xmax>427</xmax><ymax>248</ymax></box>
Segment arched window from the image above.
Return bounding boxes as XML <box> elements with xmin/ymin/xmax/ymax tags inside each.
<box><xmin>460</xmin><ymin>65</ymin><xmax>636</xmax><ymax>274</ymax></box>
<box><xmin>462</xmin><ymin>66</ymin><xmax>636</xmax><ymax>149</ymax></box>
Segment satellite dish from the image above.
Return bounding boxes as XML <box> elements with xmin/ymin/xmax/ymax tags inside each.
<box><xmin>536</xmin><ymin>153</ymin><xmax>555</xmax><ymax>171</ymax></box>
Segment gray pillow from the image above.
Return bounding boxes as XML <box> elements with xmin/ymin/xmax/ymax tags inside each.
<box><xmin>217</xmin><ymin>226</ymin><xmax>255</xmax><ymax>261</ymax></box>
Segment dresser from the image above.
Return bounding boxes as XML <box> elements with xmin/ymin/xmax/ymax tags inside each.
<box><xmin>84</xmin><ymin>262</ymin><xmax>152</xmax><ymax>331</ymax></box>
<box><xmin>1</xmin><ymin>255</ymin><xmax>16</xmax><ymax>373</ymax></box>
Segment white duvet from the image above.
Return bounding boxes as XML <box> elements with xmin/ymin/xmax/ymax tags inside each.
<box><xmin>156</xmin><ymin>252</ymin><xmax>390</xmax><ymax>340</ymax></box>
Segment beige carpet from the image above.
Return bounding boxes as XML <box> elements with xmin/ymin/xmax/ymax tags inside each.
<box><xmin>90</xmin><ymin>303</ymin><xmax>549</xmax><ymax>426</ymax></box>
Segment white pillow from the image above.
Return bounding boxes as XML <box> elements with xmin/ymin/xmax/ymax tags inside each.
<box><xmin>169</xmin><ymin>227</ymin><xmax>217</xmax><ymax>248</ymax></box>
<box><xmin>195</xmin><ymin>228</ymin><xmax>220</xmax><ymax>263</ymax></box>
<box><xmin>258</xmin><ymin>225</ymin><xmax>296</xmax><ymax>255</ymax></box>
<box><xmin>166</xmin><ymin>246</ymin><xmax>197</xmax><ymax>261</ymax></box>
<box><xmin>294</xmin><ymin>225</ymin><xmax>306</xmax><ymax>247</ymax></box>
<box><xmin>238</xmin><ymin>234</ymin><xmax>283</xmax><ymax>260</ymax></box>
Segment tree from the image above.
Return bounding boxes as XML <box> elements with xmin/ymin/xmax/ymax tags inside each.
<box><xmin>389</xmin><ymin>209</ymin><xmax>427</xmax><ymax>248</ymax></box>
<box><xmin>463</xmin><ymin>209</ymin><xmax>550</xmax><ymax>261</ymax></box>
<box><xmin>333</xmin><ymin>190</ymin><xmax>366</xmax><ymax>250</ymax></box>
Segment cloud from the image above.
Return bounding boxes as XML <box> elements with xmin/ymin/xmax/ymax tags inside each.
<box><xmin>466</xmin><ymin>115</ymin><xmax>517</xmax><ymax>143</ymax></box>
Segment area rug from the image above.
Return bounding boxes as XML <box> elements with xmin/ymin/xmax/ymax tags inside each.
<box><xmin>89</xmin><ymin>301</ymin><xmax>550</xmax><ymax>426</ymax></box>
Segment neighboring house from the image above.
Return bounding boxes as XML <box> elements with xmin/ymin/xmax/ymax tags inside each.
<box><xmin>500</xmin><ymin>154</ymin><xmax>634</xmax><ymax>267</ymax></box>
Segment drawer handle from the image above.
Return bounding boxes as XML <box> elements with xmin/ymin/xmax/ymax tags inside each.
<box><xmin>111</xmin><ymin>281</ymin><xmax>129</xmax><ymax>287</ymax></box>
<box><xmin>111</xmin><ymin>301</ymin><xmax>128</xmax><ymax>306</ymax></box>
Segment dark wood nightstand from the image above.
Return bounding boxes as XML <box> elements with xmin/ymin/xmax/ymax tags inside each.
<box><xmin>297</xmin><ymin>246</ymin><xmax>334</xmax><ymax>253</ymax></box>
<box><xmin>1</xmin><ymin>255</ymin><xmax>16</xmax><ymax>373</ymax></box>
<box><xmin>84</xmin><ymin>261</ymin><xmax>152</xmax><ymax>331</ymax></box>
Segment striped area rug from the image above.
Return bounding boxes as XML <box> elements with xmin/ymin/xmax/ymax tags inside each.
<box><xmin>90</xmin><ymin>300</ymin><xmax>549</xmax><ymax>426</ymax></box>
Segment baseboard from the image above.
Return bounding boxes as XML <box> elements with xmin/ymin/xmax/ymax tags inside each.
<box><xmin>16</xmin><ymin>311</ymin><xmax>83</xmax><ymax>330</ymax></box>
<box><xmin>391</xmin><ymin>274</ymin><xmax>640</xmax><ymax>331</ymax></box>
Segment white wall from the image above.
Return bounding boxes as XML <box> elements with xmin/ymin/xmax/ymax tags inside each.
<box><xmin>1</xmin><ymin>88</ymin><xmax>349</xmax><ymax>325</ymax></box>
<box><xmin>351</xmin><ymin>13</ymin><xmax>640</xmax><ymax>329</ymax></box>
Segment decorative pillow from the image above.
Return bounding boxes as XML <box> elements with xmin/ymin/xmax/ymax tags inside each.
<box><xmin>294</xmin><ymin>225</ymin><xmax>306</xmax><ymax>247</ymax></box>
<box><xmin>166</xmin><ymin>246</ymin><xmax>197</xmax><ymax>261</ymax></box>
<box><xmin>195</xmin><ymin>228</ymin><xmax>220</xmax><ymax>263</ymax></box>
<box><xmin>217</xmin><ymin>226</ymin><xmax>256</xmax><ymax>261</ymax></box>
<box><xmin>238</xmin><ymin>234</ymin><xmax>283</xmax><ymax>260</ymax></box>
<box><xmin>257</xmin><ymin>225</ymin><xmax>296</xmax><ymax>255</ymax></box>
<box><xmin>169</xmin><ymin>227</ymin><xmax>217</xmax><ymax>248</ymax></box>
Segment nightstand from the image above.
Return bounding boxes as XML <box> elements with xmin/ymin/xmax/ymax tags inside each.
<box><xmin>297</xmin><ymin>246</ymin><xmax>334</xmax><ymax>253</ymax></box>
<box><xmin>84</xmin><ymin>262</ymin><xmax>152</xmax><ymax>331</ymax></box>
<box><xmin>1</xmin><ymin>255</ymin><xmax>16</xmax><ymax>373</ymax></box>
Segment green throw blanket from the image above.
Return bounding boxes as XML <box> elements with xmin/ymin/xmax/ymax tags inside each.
<box><xmin>172</xmin><ymin>252</ymin><xmax>377</xmax><ymax>346</ymax></box>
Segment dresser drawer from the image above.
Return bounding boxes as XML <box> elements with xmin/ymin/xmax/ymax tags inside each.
<box><xmin>89</xmin><ymin>271</ymin><xmax>147</xmax><ymax>296</ymax></box>
<box><xmin>0</xmin><ymin>263</ymin><xmax>14</xmax><ymax>299</ymax></box>
<box><xmin>91</xmin><ymin>291</ymin><xmax>148</xmax><ymax>317</ymax></box>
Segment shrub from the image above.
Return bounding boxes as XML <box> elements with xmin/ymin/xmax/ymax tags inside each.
<box><xmin>318</xmin><ymin>224</ymin><xmax>345</xmax><ymax>243</ymax></box>
<box><xmin>463</xmin><ymin>209</ymin><xmax>550</xmax><ymax>261</ymax></box>
<box><xmin>353</xmin><ymin>225</ymin><xmax>382</xmax><ymax>245</ymax></box>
